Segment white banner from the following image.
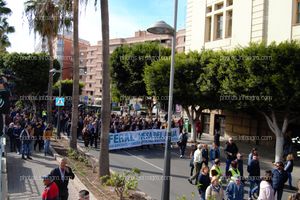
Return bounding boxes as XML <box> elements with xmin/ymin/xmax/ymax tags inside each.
<box><xmin>109</xmin><ymin>128</ymin><xmax>180</xmax><ymax>150</ymax></box>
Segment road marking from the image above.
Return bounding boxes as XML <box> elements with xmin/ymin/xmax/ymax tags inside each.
<box><xmin>122</xmin><ymin>150</ymin><xmax>164</xmax><ymax>171</ymax></box>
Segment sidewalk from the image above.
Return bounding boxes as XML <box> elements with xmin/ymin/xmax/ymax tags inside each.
<box><xmin>6</xmin><ymin>151</ymin><xmax>95</xmax><ymax>200</ymax></box>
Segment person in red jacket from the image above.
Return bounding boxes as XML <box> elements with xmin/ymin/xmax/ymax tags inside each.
<box><xmin>41</xmin><ymin>174</ymin><xmax>59</xmax><ymax>200</ymax></box>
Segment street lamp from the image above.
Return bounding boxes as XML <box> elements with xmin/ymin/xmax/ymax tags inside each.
<box><xmin>147</xmin><ymin>0</ymin><xmax>178</xmax><ymax>199</ymax></box>
<box><xmin>50</xmin><ymin>68</ymin><xmax>62</xmax><ymax>138</ymax></box>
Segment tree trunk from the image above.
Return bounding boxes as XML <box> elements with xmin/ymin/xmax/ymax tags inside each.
<box><xmin>47</xmin><ymin>34</ymin><xmax>54</xmax><ymax>124</ymax></box>
<box><xmin>275</xmin><ymin>135</ymin><xmax>284</xmax><ymax>162</ymax></box>
<box><xmin>69</xmin><ymin>0</ymin><xmax>79</xmax><ymax>150</ymax></box>
<box><xmin>99</xmin><ymin>0</ymin><xmax>110</xmax><ymax>180</ymax></box>
<box><xmin>262</xmin><ymin>110</ymin><xmax>289</xmax><ymax>162</ymax></box>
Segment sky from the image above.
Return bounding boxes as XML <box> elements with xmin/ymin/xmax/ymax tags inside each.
<box><xmin>6</xmin><ymin>0</ymin><xmax>187</xmax><ymax>53</ymax></box>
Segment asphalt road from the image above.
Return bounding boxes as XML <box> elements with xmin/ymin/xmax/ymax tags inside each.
<box><xmin>77</xmin><ymin>139</ymin><xmax>297</xmax><ymax>200</ymax></box>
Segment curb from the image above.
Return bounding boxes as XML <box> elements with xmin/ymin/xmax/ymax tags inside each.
<box><xmin>49</xmin><ymin>141</ymin><xmax>98</xmax><ymax>200</ymax></box>
<box><xmin>1</xmin><ymin>156</ymin><xmax>8</xmax><ymax>200</ymax></box>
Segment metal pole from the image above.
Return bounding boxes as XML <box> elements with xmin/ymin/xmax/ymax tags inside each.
<box><xmin>161</xmin><ymin>0</ymin><xmax>178</xmax><ymax>199</ymax></box>
<box><xmin>57</xmin><ymin>71</ymin><xmax>62</xmax><ymax>138</ymax></box>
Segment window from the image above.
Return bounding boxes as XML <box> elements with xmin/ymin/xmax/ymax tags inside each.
<box><xmin>89</xmin><ymin>83</ymin><xmax>92</xmax><ymax>88</ymax></box>
<box><xmin>205</xmin><ymin>17</ymin><xmax>212</xmax><ymax>42</ymax></box>
<box><xmin>297</xmin><ymin>1</ymin><xmax>300</xmax><ymax>23</ymax></box>
<box><xmin>226</xmin><ymin>10</ymin><xmax>233</xmax><ymax>38</ymax></box>
<box><xmin>227</xmin><ymin>0</ymin><xmax>233</xmax><ymax>6</ymax></box>
<box><xmin>215</xmin><ymin>2</ymin><xmax>223</xmax><ymax>10</ymax></box>
<box><xmin>216</xmin><ymin>14</ymin><xmax>223</xmax><ymax>39</ymax></box>
<box><xmin>202</xmin><ymin>114</ymin><xmax>210</xmax><ymax>134</ymax></box>
<box><xmin>206</xmin><ymin>6</ymin><xmax>212</xmax><ymax>13</ymax></box>
<box><xmin>90</xmin><ymin>91</ymin><xmax>94</xmax><ymax>96</ymax></box>
<box><xmin>90</xmin><ymin>75</ymin><xmax>92</xmax><ymax>79</ymax></box>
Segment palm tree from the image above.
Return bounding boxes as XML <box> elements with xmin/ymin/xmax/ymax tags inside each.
<box><xmin>99</xmin><ymin>0</ymin><xmax>110</xmax><ymax>179</ymax></box>
<box><xmin>0</xmin><ymin>0</ymin><xmax>15</xmax><ymax>52</ymax></box>
<box><xmin>24</xmin><ymin>0</ymin><xmax>72</xmax><ymax>123</ymax></box>
<box><xmin>69</xmin><ymin>0</ymin><xmax>79</xmax><ymax>150</ymax></box>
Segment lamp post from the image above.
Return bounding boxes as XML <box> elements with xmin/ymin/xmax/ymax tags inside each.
<box><xmin>50</xmin><ymin>68</ymin><xmax>62</xmax><ymax>137</ymax></box>
<box><xmin>147</xmin><ymin>0</ymin><xmax>178</xmax><ymax>199</ymax></box>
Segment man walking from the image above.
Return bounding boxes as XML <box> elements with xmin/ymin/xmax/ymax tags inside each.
<box><xmin>178</xmin><ymin>128</ymin><xmax>188</xmax><ymax>158</ymax></box>
<box><xmin>224</xmin><ymin>137</ymin><xmax>238</xmax><ymax>173</ymax></box>
<box><xmin>272</xmin><ymin>162</ymin><xmax>288</xmax><ymax>200</ymax></box>
<box><xmin>188</xmin><ymin>144</ymin><xmax>202</xmax><ymax>185</ymax></box>
<box><xmin>50</xmin><ymin>158</ymin><xmax>75</xmax><ymax>200</ymax></box>
<box><xmin>20</xmin><ymin>123</ymin><xmax>33</xmax><ymax>160</ymax></box>
<box><xmin>248</xmin><ymin>154</ymin><xmax>260</xmax><ymax>200</ymax></box>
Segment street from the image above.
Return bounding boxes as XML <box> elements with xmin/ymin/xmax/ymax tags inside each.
<box><xmin>77</xmin><ymin>136</ymin><xmax>298</xmax><ymax>200</ymax></box>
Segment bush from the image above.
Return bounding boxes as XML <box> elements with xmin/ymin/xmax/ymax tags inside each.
<box><xmin>101</xmin><ymin>169</ymin><xmax>141</xmax><ymax>200</ymax></box>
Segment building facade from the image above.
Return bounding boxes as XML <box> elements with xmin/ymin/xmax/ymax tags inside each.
<box><xmin>185</xmin><ymin>0</ymin><xmax>300</xmax><ymax>143</ymax></box>
<box><xmin>186</xmin><ymin>0</ymin><xmax>300</xmax><ymax>52</ymax></box>
<box><xmin>81</xmin><ymin>29</ymin><xmax>186</xmax><ymax>104</ymax></box>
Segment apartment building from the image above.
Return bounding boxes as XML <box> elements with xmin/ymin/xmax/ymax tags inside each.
<box><xmin>81</xmin><ymin>29</ymin><xmax>186</xmax><ymax>104</ymax></box>
<box><xmin>185</xmin><ymin>0</ymin><xmax>300</xmax><ymax>144</ymax></box>
<box><xmin>35</xmin><ymin>32</ymin><xmax>90</xmax><ymax>80</ymax></box>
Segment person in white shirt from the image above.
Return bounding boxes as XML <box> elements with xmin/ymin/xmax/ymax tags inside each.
<box><xmin>188</xmin><ymin>144</ymin><xmax>203</xmax><ymax>185</ymax></box>
<box><xmin>258</xmin><ymin>170</ymin><xmax>275</xmax><ymax>200</ymax></box>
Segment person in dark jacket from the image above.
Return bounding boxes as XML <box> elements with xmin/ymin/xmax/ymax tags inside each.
<box><xmin>7</xmin><ymin>122</ymin><xmax>15</xmax><ymax>152</ymax></box>
<box><xmin>224</xmin><ymin>137</ymin><xmax>239</xmax><ymax>173</ymax></box>
<box><xmin>178</xmin><ymin>129</ymin><xmax>188</xmax><ymax>158</ymax></box>
<box><xmin>202</xmin><ymin>144</ymin><xmax>209</xmax><ymax>166</ymax></box>
<box><xmin>20</xmin><ymin>123</ymin><xmax>33</xmax><ymax>160</ymax></box>
<box><xmin>272</xmin><ymin>161</ymin><xmax>288</xmax><ymax>200</ymax></box>
<box><xmin>209</xmin><ymin>142</ymin><xmax>220</xmax><ymax>165</ymax></box>
<box><xmin>50</xmin><ymin>158</ymin><xmax>75</xmax><ymax>200</ymax></box>
<box><xmin>189</xmin><ymin>145</ymin><xmax>197</xmax><ymax>176</ymax></box>
<box><xmin>225</xmin><ymin>175</ymin><xmax>244</xmax><ymax>200</ymax></box>
<box><xmin>248</xmin><ymin>154</ymin><xmax>260</xmax><ymax>200</ymax></box>
<box><xmin>284</xmin><ymin>154</ymin><xmax>294</xmax><ymax>189</ymax></box>
<box><xmin>236</xmin><ymin>153</ymin><xmax>244</xmax><ymax>177</ymax></box>
<box><xmin>13</xmin><ymin>122</ymin><xmax>22</xmax><ymax>154</ymax></box>
<box><xmin>198</xmin><ymin>166</ymin><xmax>210</xmax><ymax>200</ymax></box>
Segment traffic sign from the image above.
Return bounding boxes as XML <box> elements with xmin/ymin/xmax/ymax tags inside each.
<box><xmin>55</xmin><ymin>97</ymin><xmax>65</xmax><ymax>106</ymax></box>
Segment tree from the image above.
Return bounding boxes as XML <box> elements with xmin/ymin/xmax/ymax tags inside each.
<box><xmin>144</xmin><ymin>51</ymin><xmax>220</xmax><ymax>142</ymax></box>
<box><xmin>53</xmin><ymin>79</ymin><xmax>84</xmax><ymax>96</ymax></box>
<box><xmin>99</xmin><ymin>0</ymin><xmax>111</xmax><ymax>180</ymax></box>
<box><xmin>217</xmin><ymin>42</ymin><xmax>300</xmax><ymax>162</ymax></box>
<box><xmin>2</xmin><ymin>52</ymin><xmax>60</xmax><ymax>112</ymax></box>
<box><xmin>111</xmin><ymin>42</ymin><xmax>171</xmax><ymax>113</ymax></box>
<box><xmin>70</xmin><ymin>0</ymin><xmax>79</xmax><ymax>149</ymax></box>
<box><xmin>0</xmin><ymin>0</ymin><xmax>15</xmax><ymax>52</ymax></box>
<box><xmin>24</xmin><ymin>0</ymin><xmax>72</xmax><ymax>123</ymax></box>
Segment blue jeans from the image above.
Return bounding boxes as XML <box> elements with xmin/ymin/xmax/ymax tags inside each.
<box><xmin>200</xmin><ymin>191</ymin><xmax>205</xmax><ymax>200</ymax></box>
<box><xmin>22</xmin><ymin>143</ymin><xmax>30</xmax><ymax>157</ymax></box>
<box><xmin>225</xmin><ymin>159</ymin><xmax>233</xmax><ymax>174</ymax></box>
<box><xmin>44</xmin><ymin>140</ymin><xmax>50</xmax><ymax>155</ymax></box>
<box><xmin>274</xmin><ymin>189</ymin><xmax>283</xmax><ymax>200</ymax></box>
<box><xmin>249</xmin><ymin>179</ymin><xmax>260</xmax><ymax>198</ymax></box>
<box><xmin>287</xmin><ymin>172</ymin><xmax>292</xmax><ymax>187</ymax></box>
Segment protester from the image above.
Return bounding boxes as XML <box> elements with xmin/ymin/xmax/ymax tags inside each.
<box><xmin>225</xmin><ymin>175</ymin><xmax>244</xmax><ymax>200</ymax></box>
<box><xmin>210</xmin><ymin>159</ymin><xmax>223</xmax><ymax>179</ymax></box>
<box><xmin>7</xmin><ymin>122</ymin><xmax>14</xmax><ymax>152</ymax></box>
<box><xmin>50</xmin><ymin>158</ymin><xmax>75</xmax><ymax>200</ymax></box>
<box><xmin>20</xmin><ymin>123</ymin><xmax>33</xmax><ymax>160</ymax></box>
<box><xmin>284</xmin><ymin>153</ymin><xmax>294</xmax><ymax>189</ymax></box>
<box><xmin>178</xmin><ymin>128</ymin><xmax>188</xmax><ymax>158</ymax></box>
<box><xmin>13</xmin><ymin>122</ymin><xmax>22</xmax><ymax>154</ymax></box>
<box><xmin>205</xmin><ymin>176</ymin><xmax>224</xmax><ymax>200</ymax></box>
<box><xmin>258</xmin><ymin>170</ymin><xmax>275</xmax><ymax>200</ymax></box>
<box><xmin>43</xmin><ymin>124</ymin><xmax>53</xmax><ymax>156</ymax></box>
<box><xmin>198</xmin><ymin>166</ymin><xmax>210</xmax><ymax>200</ymax></box>
<box><xmin>202</xmin><ymin>144</ymin><xmax>209</xmax><ymax>166</ymax></box>
<box><xmin>33</xmin><ymin>119</ymin><xmax>44</xmax><ymax>152</ymax></box>
<box><xmin>236</xmin><ymin>152</ymin><xmax>244</xmax><ymax>177</ymax></box>
<box><xmin>248</xmin><ymin>154</ymin><xmax>261</xmax><ymax>200</ymax></box>
<box><xmin>272</xmin><ymin>161</ymin><xmax>288</xmax><ymax>200</ymax></box>
<box><xmin>79</xmin><ymin>189</ymin><xmax>90</xmax><ymax>200</ymax></box>
<box><xmin>189</xmin><ymin>145</ymin><xmax>197</xmax><ymax>176</ymax></box>
<box><xmin>188</xmin><ymin>144</ymin><xmax>203</xmax><ymax>185</ymax></box>
<box><xmin>209</xmin><ymin>142</ymin><xmax>220</xmax><ymax>165</ymax></box>
<box><xmin>248</xmin><ymin>148</ymin><xmax>258</xmax><ymax>171</ymax></box>
<box><xmin>41</xmin><ymin>174</ymin><xmax>59</xmax><ymax>200</ymax></box>
<box><xmin>228</xmin><ymin>160</ymin><xmax>240</xmax><ymax>179</ymax></box>
<box><xmin>224</xmin><ymin>137</ymin><xmax>239</xmax><ymax>173</ymax></box>
<box><xmin>196</xmin><ymin>120</ymin><xmax>202</xmax><ymax>139</ymax></box>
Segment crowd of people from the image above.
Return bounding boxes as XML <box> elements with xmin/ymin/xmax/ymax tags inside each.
<box><xmin>184</xmin><ymin>136</ymin><xmax>298</xmax><ymax>200</ymax></box>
